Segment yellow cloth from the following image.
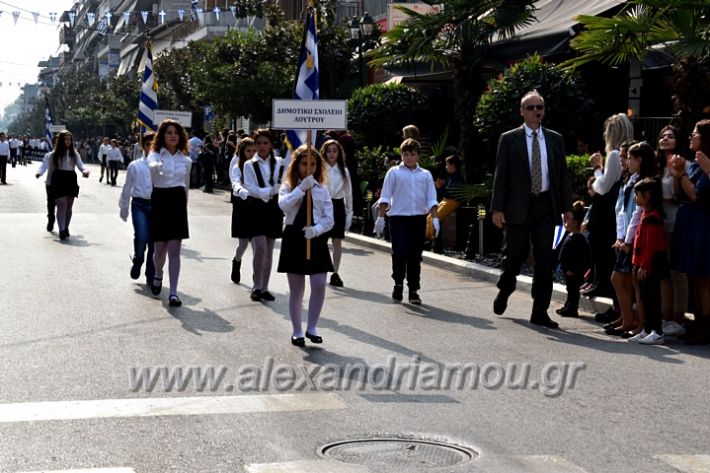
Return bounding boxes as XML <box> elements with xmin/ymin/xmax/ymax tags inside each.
<box><xmin>426</xmin><ymin>198</ymin><xmax>461</xmax><ymax>240</ymax></box>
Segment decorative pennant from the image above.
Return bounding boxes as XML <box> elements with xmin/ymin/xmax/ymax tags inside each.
<box><xmin>87</xmin><ymin>12</ymin><xmax>95</xmax><ymax>26</ymax></box>
<box><xmin>49</xmin><ymin>12</ymin><xmax>57</xmax><ymax>23</ymax></box>
<box><xmin>213</xmin><ymin>6</ymin><xmax>220</xmax><ymax>21</ymax></box>
<box><xmin>105</xmin><ymin>11</ymin><xmax>112</xmax><ymax>25</ymax></box>
<box><xmin>159</xmin><ymin>9</ymin><xmax>166</xmax><ymax>24</ymax></box>
<box><xmin>229</xmin><ymin>5</ymin><xmax>236</xmax><ymax>17</ymax></box>
<box><xmin>12</xmin><ymin>11</ymin><xmax>20</xmax><ymax>25</ymax></box>
<box><xmin>140</xmin><ymin>10</ymin><xmax>148</xmax><ymax>24</ymax></box>
<box><xmin>122</xmin><ymin>11</ymin><xmax>130</xmax><ymax>27</ymax></box>
<box><xmin>8</xmin><ymin>82</ymin><xmax>12</xmax><ymax>87</ymax></box>
<box><xmin>0</xmin><ymin>11</ymin><xmax>3</xmax><ymax>20</ymax></box>
<box><xmin>32</xmin><ymin>12</ymin><xmax>39</xmax><ymax>24</ymax></box>
<box><xmin>69</xmin><ymin>12</ymin><xmax>76</xmax><ymax>27</ymax></box>
<box><xmin>177</xmin><ymin>9</ymin><xmax>185</xmax><ymax>21</ymax></box>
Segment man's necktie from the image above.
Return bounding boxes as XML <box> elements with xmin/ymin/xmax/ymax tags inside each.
<box><xmin>531</xmin><ymin>130</ymin><xmax>542</xmax><ymax>195</ymax></box>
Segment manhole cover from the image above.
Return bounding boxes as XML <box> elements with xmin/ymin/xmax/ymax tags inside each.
<box><xmin>319</xmin><ymin>436</ymin><xmax>477</xmax><ymax>469</ymax></box>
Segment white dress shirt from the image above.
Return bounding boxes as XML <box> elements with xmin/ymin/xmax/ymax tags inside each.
<box><xmin>37</xmin><ymin>152</ymin><xmax>54</xmax><ymax>184</ymax></box>
<box><xmin>243</xmin><ymin>155</ymin><xmax>284</xmax><ymax>203</ymax></box>
<box><xmin>326</xmin><ymin>163</ymin><xmax>353</xmax><ymax>218</ymax></box>
<box><xmin>9</xmin><ymin>138</ymin><xmax>19</xmax><ymax>149</ymax></box>
<box><xmin>119</xmin><ymin>156</ymin><xmax>153</xmax><ymax>214</ymax></box>
<box><xmin>107</xmin><ymin>147</ymin><xmax>123</xmax><ymax>163</ymax></box>
<box><xmin>148</xmin><ymin>148</ymin><xmax>192</xmax><ymax>193</ymax></box>
<box><xmin>279</xmin><ymin>182</ymin><xmax>334</xmax><ymax>237</ymax></box>
<box><xmin>229</xmin><ymin>156</ymin><xmax>246</xmax><ymax>194</ymax></box>
<box><xmin>36</xmin><ymin>151</ymin><xmax>87</xmax><ymax>177</ymax></box>
<box><xmin>524</xmin><ymin>124</ymin><xmax>550</xmax><ymax>192</ymax></box>
<box><xmin>379</xmin><ymin>163</ymin><xmax>438</xmax><ymax>216</ymax></box>
<box><xmin>592</xmin><ymin>149</ymin><xmax>622</xmax><ymax>195</ymax></box>
<box><xmin>0</xmin><ymin>141</ymin><xmax>9</xmax><ymax>156</ymax></box>
<box><xmin>99</xmin><ymin>143</ymin><xmax>111</xmax><ymax>158</ymax></box>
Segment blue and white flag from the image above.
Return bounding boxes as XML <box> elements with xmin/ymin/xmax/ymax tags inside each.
<box><xmin>284</xmin><ymin>8</ymin><xmax>319</xmax><ymax>153</ymax></box>
<box><xmin>137</xmin><ymin>42</ymin><xmax>158</xmax><ymax>132</ymax></box>
<box><xmin>44</xmin><ymin>102</ymin><xmax>53</xmax><ymax>151</ymax></box>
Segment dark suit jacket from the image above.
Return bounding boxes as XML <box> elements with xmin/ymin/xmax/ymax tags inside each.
<box><xmin>491</xmin><ymin>125</ymin><xmax>573</xmax><ymax>225</ymax></box>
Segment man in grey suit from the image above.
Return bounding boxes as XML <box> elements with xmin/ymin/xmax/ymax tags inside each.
<box><xmin>491</xmin><ymin>91</ymin><xmax>573</xmax><ymax>328</ymax></box>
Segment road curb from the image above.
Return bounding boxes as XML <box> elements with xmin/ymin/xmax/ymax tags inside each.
<box><xmin>345</xmin><ymin>232</ymin><xmax>613</xmax><ymax>314</ymax></box>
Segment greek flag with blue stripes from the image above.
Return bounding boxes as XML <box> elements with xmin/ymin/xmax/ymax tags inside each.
<box><xmin>44</xmin><ymin>102</ymin><xmax>53</xmax><ymax>151</ymax></box>
<box><xmin>137</xmin><ymin>42</ymin><xmax>158</xmax><ymax>132</ymax></box>
<box><xmin>285</xmin><ymin>8</ymin><xmax>319</xmax><ymax>152</ymax></box>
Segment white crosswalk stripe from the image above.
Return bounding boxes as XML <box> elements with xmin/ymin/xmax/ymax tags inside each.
<box><xmin>15</xmin><ymin>469</ymin><xmax>136</xmax><ymax>473</ymax></box>
<box><xmin>656</xmin><ymin>455</ymin><xmax>710</xmax><ymax>472</ymax></box>
<box><xmin>0</xmin><ymin>393</ymin><xmax>345</xmax><ymax>423</ymax></box>
<box><xmin>246</xmin><ymin>460</ymin><xmax>368</xmax><ymax>473</ymax></box>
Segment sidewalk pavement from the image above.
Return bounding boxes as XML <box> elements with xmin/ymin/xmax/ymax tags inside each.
<box><xmin>345</xmin><ymin>232</ymin><xmax>614</xmax><ymax>315</ymax></box>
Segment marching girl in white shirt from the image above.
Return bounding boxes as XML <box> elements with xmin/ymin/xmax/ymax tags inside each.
<box><xmin>320</xmin><ymin>139</ymin><xmax>353</xmax><ymax>287</ymax></box>
<box><xmin>229</xmin><ymin>137</ymin><xmax>256</xmax><ymax>284</ymax></box>
<box><xmin>147</xmin><ymin>120</ymin><xmax>192</xmax><ymax>307</ymax></box>
<box><xmin>242</xmin><ymin>129</ymin><xmax>285</xmax><ymax>302</ymax></box>
<box><xmin>107</xmin><ymin>139</ymin><xmax>123</xmax><ymax>186</ymax></box>
<box><xmin>98</xmin><ymin>137</ymin><xmax>111</xmax><ymax>184</ymax></box>
<box><xmin>35</xmin><ymin>131</ymin><xmax>90</xmax><ymax>241</ymax></box>
<box><xmin>277</xmin><ymin>145</ymin><xmax>334</xmax><ymax>346</ymax></box>
<box><xmin>119</xmin><ymin>132</ymin><xmax>156</xmax><ymax>286</ymax></box>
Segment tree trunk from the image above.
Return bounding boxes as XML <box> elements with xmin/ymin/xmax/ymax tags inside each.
<box><xmin>453</xmin><ymin>52</ymin><xmax>484</xmax><ymax>183</ymax></box>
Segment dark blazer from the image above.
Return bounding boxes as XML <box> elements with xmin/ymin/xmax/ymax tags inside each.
<box><xmin>491</xmin><ymin>125</ymin><xmax>573</xmax><ymax>225</ymax></box>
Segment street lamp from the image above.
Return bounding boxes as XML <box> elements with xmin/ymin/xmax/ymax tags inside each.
<box><xmin>349</xmin><ymin>12</ymin><xmax>374</xmax><ymax>87</ymax></box>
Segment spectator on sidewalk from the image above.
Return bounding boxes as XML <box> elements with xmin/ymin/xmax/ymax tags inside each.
<box><xmin>556</xmin><ymin>201</ymin><xmax>592</xmax><ymax>318</ymax></box>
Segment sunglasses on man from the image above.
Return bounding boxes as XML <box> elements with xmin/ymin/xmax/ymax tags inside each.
<box><xmin>525</xmin><ymin>105</ymin><xmax>544</xmax><ymax>111</ymax></box>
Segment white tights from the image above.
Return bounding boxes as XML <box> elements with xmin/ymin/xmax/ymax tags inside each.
<box><xmin>153</xmin><ymin>239</ymin><xmax>182</xmax><ymax>296</ymax></box>
<box><xmin>287</xmin><ymin>273</ymin><xmax>327</xmax><ymax>337</ymax></box>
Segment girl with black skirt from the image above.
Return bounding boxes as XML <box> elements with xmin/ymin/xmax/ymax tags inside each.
<box><xmin>320</xmin><ymin>139</ymin><xmax>353</xmax><ymax>287</ymax></box>
<box><xmin>278</xmin><ymin>145</ymin><xmax>334</xmax><ymax>346</ymax></box>
<box><xmin>242</xmin><ymin>129</ymin><xmax>284</xmax><ymax>302</ymax></box>
<box><xmin>229</xmin><ymin>137</ymin><xmax>256</xmax><ymax>284</ymax></box>
<box><xmin>147</xmin><ymin>119</ymin><xmax>192</xmax><ymax>307</ymax></box>
<box><xmin>35</xmin><ymin>130</ymin><xmax>90</xmax><ymax>240</ymax></box>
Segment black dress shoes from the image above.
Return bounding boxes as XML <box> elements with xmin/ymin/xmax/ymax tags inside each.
<box><xmin>151</xmin><ymin>278</ymin><xmax>162</xmax><ymax>296</ymax></box>
<box><xmin>305</xmin><ymin>332</ymin><xmax>323</xmax><ymax>343</ymax></box>
<box><xmin>130</xmin><ymin>258</ymin><xmax>141</xmax><ymax>280</ymax></box>
<box><xmin>392</xmin><ymin>285</ymin><xmax>403</xmax><ymax>302</ymax></box>
<box><xmin>329</xmin><ymin>273</ymin><xmax>344</xmax><ymax>287</ymax></box>
<box><xmin>493</xmin><ymin>291</ymin><xmax>510</xmax><ymax>315</ymax></box>
<box><xmin>291</xmin><ymin>336</ymin><xmax>305</xmax><ymax>347</ymax></box>
<box><xmin>250</xmin><ymin>289</ymin><xmax>262</xmax><ymax>301</ymax></box>
<box><xmin>595</xmin><ymin>308</ymin><xmax>619</xmax><ymax>323</ymax></box>
<box><xmin>408</xmin><ymin>291</ymin><xmax>422</xmax><ymax>305</ymax></box>
<box><xmin>530</xmin><ymin>312</ymin><xmax>559</xmax><ymax>328</ymax></box>
<box><xmin>260</xmin><ymin>291</ymin><xmax>275</xmax><ymax>301</ymax></box>
<box><xmin>231</xmin><ymin>259</ymin><xmax>241</xmax><ymax>284</ymax></box>
<box><xmin>168</xmin><ymin>295</ymin><xmax>182</xmax><ymax>307</ymax></box>
<box><xmin>557</xmin><ymin>307</ymin><xmax>579</xmax><ymax>318</ymax></box>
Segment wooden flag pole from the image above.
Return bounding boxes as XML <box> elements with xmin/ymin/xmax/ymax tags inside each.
<box><xmin>306</xmin><ymin>129</ymin><xmax>313</xmax><ymax>260</ymax></box>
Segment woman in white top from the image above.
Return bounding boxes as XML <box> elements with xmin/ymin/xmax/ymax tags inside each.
<box><xmin>320</xmin><ymin>139</ymin><xmax>353</xmax><ymax>287</ymax></box>
<box><xmin>35</xmin><ymin>130</ymin><xmax>90</xmax><ymax>240</ymax></box>
<box><xmin>229</xmin><ymin>137</ymin><xmax>256</xmax><ymax>284</ymax></box>
<box><xmin>98</xmin><ymin>137</ymin><xmax>111</xmax><ymax>184</ymax></box>
<box><xmin>107</xmin><ymin>139</ymin><xmax>123</xmax><ymax>187</ymax></box>
<box><xmin>147</xmin><ymin>120</ymin><xmax>192</xmax><ymax>307</ymax></box>
<box><xmin>277</xmin><ymin>145</ymin><xmax>334</xmax><ymax>346</ymax></box>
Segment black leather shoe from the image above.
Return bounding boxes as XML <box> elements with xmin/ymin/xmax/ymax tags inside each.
<box><xmin>291</xmin><ymin>336</ymin><xmax>305</xmax><ymax>347</ymax></box>
<box><xmin>557</xmin><ymin>308</ymin><xmax>579</xmax><ymax>318</ymax></box>
<box><xmin>530</xmin><ymin>312</ymin><xmax>559</xmax><ymax>328</ymax></box>
<box><xmin>260</xmin><ymin>291</ymin><xmax>275</xmax><ymax>301</ymax></box>
<box><xmin>168</xmin><ymin>295</ymin><xmax>182</xmax><ymax>307</ymax></box>
<box><xmin>231</xmin><ymin>259</ymin><xmax>241</xmax><ymax>284</ymax></box>
<box><xmin>46</xmin><ymin>218</ymin><xmax>54</xmax><ymax>232</ymax></box>
<box><xmin>130</xmin><ymin>258</ymin><xmax>141</xmax><ymax>280</ymax></box>
<box><xmin>305</xmin><ymin>332</ymin><xmax>323</xmax><ymax>344</ymax></box>
<box><xmin>605</xmin><ymin>327</ymin><xmax>626</xmax><ymax>336</ymax></box>
<box><xmin>150</xmin><ymin>278</ymin><xmax>162</xmax><ymax>296</ymax></box>
<box><xmin>493</xmin><ymin>291</ymin><xmax>510</xmax><ymax>315</ymax></box>
<box><xmin>250</xmin><ymin>289</ymin><xmax>262</xmax><ymax>301</ymax></box>
<box><xmin>59</xmin><ymin>230</ymin><xmax>68</xmax><ymax>241</ymax></box>
<box><xmin>408</xmin><ymin>291</ymin><xmax>422</xmax><ymax>305</ymax></box>
<box><xmin>392</xmin><ymin>285</ymin><xmax>403</xmax><ymax>302</ymax></box>
<box><xmin>330</xmin><ymin>273</ymin><xmax>344</xmax><ymax>287</ymax></box>
<box><xmin>603</xmin><ymin>322</ymin><xmax>621</xmax><ymax>330</ymax></box>
<box><xmin>595</xmin><ymin>308</ymin><xmax>619</xmax><ymax>323</ymax></box>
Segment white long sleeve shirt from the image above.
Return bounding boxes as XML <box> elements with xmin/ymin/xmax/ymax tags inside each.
<box><xmin>0</xmin><ymin>141</ymin><xmax>9</xmax><ymax>156</ymax></box>
<box><xmin>36</xmin><ymin>151</ymin><xmax>87</xmax><ymax>176</ymax></box>
<box><xmin>98</xmin><ymin>143</ymin><xmax>111</xmax><ymax>158</ymax></box>
<box><xmin>243</xmin><ymin>155</ymin><xmax>284</xmax><ymax>203</ymax></box>
<box><xmin>148</xmin><ymin>148</ymin><xmax>191</xmax><ymax>196</ymax></box>
<box><xmin>118</xmin><ymin>156</ymin><xmax>153</xmax><ymax>214</ymax></box>
<box><xmin>326</xmin><ymin>163</ymin><xmax>353</xmax><ymax>218</ymax></box>
<box><xmin>278</xmin><ymin>182</ymin><xmax>334</xmax><ymax>237</ymax></box>
<box><xmin>229</xmin><ymin>156</ymin><xmax>246</xmax><ymax>194</ymax></box>
<box><xmin>592</xmin><ymin>149</ymin><xmax>622</xmax><ymax>195</ymax></box>
<box><xmin>37</xmin><ymin>152</ymin><xmax>53</xmax><ymax>184</ymax></box>
<box><xmin>107</xmin><ymin>147</ymin><xmax>123</xmax><ymax>163</ymax></box>
<box><xmin>379</xmin><ymin>163</ymin><xmax>438</xmax><ymax>216</ymax></box>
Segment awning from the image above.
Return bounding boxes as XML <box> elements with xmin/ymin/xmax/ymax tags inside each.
<box><xmin>117</xmin><ymin>44</ymin><xmax>141</xmax><ymax>76</ymax></box>
<box><xmin>491</xmin><ymin>0</ymin><xmax>625</xmax><ymax>59</ymax></box>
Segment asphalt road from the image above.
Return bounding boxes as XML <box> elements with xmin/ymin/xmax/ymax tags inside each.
<box><xmin>0</xmin><ymin>163</ymin><xmax>709</xmax><ymax>473</ymax></box>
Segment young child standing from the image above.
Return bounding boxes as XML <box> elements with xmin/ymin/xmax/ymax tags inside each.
<box><xmin>119</xmin><ymin>132</ymin><xmax>155</xmax><ymax>287</ymax></box>
<box><xmin>320</xmin><ymin>139</ymin><xmax>353</xmax><ymax>287</ymax></box>
<box><xmin>628</xmin><ymin>177</ymin><xmax>669</xmax><ymax>344</ymax></box>
<box><xmin>556</xmin><ymin>201</ymin><xmax>592</xmax><ymax>317</ymax></box>
<box><xmin>277</xmin><ymin>145</ymin><xmax>334</xmax><ymax>346</ymax></box>
<box><xmin>229</xmin><ymin>137</ymin><xmax>256</xmax><ymax>284</ymax></box>
<box><xmin>375</xmin><ymin>139</ymin><xmax>439</xmax><ymax>305</ymax></box>
<box><xmin>427</xmin><ymin>154</ymin><xmax>465</xmax><ymax>240</ymax></box>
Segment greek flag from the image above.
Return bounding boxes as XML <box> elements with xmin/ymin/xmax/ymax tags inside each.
<box><xmin>137</xmin><ymin>42</ymin><xmax>158</xmax><ymax>132</ymax></box>
<box><xmin>44</xmin><ymin>102</ymin><xmax>53</xmax><ymax>151</ymax></box>
<box><xmin>284</xmin><ymin>8</ymin><xmax>319</xmax><ymax>152</ymax></box>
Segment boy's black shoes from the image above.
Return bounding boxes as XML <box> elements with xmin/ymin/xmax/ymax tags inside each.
<box><xmin>392</xmin><ymin>285</ymin><xmax>404</xmax><ymax>302</ymax></box>
<box><xmin>231</xmin><ymin>259</ymin><xmax>241</xmax><ymax>284</ymax></box>
<box><xmin>260</xmin><ymin>291</ymin><xmax>275</xmax><ymax>301</ymax></box>
<box><xmin>329</xmin><ymin>273</ymin><xmax>344</xmax><ymax>287</ymax></box>
<box><xmin>130</xmin><ymin>258</ymin><xmax>142</xmax><ymax>280</ymax></box>
<box><xmin>530</xmin><ymin>311</ymin><xmax>559</xmax><ymax>328</ymax></box>
<box><xmin>493</xmin><ymin>291</ymin><xmax>509</xmax><ymax>315</ymax></box>
<box><xmin>250</xmin><ymin>289</ymin><xmax>262</xmax><ymax>301</ymax></box>
<box><xmin>557</xmin><ymin>307</ymin><xmax>579</xmax><ymax>318</ymax></box>
<box><xmin>408</xmin><ymin>291</ymin><xmax>422</xmax><ymax>305</ymax></box>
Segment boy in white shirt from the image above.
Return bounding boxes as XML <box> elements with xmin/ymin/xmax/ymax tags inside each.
<box><xmin>375</xmin><ymin>139</ymin><xmax>439</xmax><ymax>304</ymax></box>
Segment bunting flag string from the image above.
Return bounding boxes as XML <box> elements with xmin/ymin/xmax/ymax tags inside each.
<box><xmin>11</xmin><ymin>11</ymin><xmax>19</xmax><ymax>25</ymax></box>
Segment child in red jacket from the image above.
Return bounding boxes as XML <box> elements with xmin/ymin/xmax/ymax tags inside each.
<box><xmin>629</xmin><ymin>177</ymin><xmax>670</xmax><ymax>344</ymax></box>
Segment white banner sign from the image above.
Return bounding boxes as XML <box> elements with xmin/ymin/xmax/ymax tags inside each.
<box><xmin>153</xmin><ymin>110</ymin><xmax>193</xmax><ymax>128</ymax></box>
<box><xmin>50</xmin><ymin>125</ymin><xmax>65</xmax><ymax>132</ymax></box>
<box><xmin>272</xmin><ymin>99</ymin><xmax>347</xmax><ymax>130</ymax></box>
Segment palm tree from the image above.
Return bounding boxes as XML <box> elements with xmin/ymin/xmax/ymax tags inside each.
<box><xmin>561</xmin><ymin>0</ymin><xmax>710</xmax><ymax>129</ymax></box>
<box><xmin>369</xmin><ymin>0</ymin><xmax>537</xmax><ymax>179</ymax></box>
